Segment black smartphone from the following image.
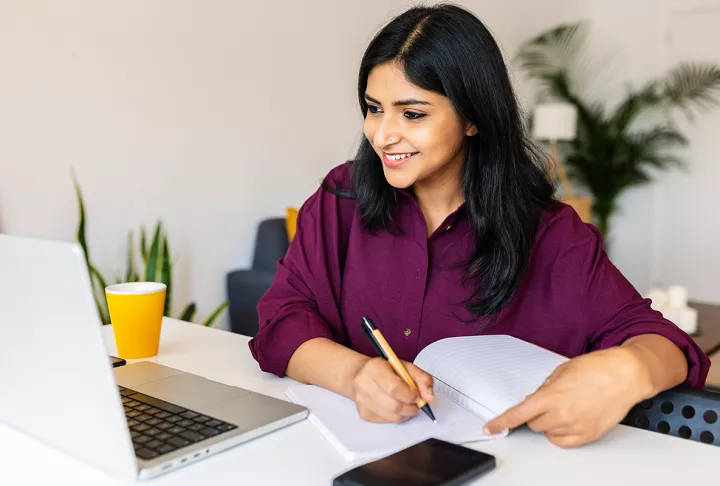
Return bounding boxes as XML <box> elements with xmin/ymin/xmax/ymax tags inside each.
<box><xmin>333</xmin><ymin>438</ymin><xmax>496</xmax><ymax>486</ymax></box>
<box><xmin>110</xmin><ymin>356</ymin><xmax>127</xmax><ymax>368</ymax></box>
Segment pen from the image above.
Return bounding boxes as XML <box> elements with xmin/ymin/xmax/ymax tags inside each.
<box><xmin>361</xmin><ymin>316</ymin><xmax>437</xmax><ymax>423</ymax></box>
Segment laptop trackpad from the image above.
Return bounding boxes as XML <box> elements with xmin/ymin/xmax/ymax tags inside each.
<box><xmin>132</xmin><ymin>374</ymin><xmax>249</xmax><ymax>409</ymax></box>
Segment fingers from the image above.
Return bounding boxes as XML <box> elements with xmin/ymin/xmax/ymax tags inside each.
<box><xmin>485</xmin><ymin>391</ymin><xmax>549</xmax><ymax>434</ymax></box>
<box><xmin>546</xmin><ymin>434</ymin><xmax>586</xmax><ymax>449</ymax></box>
<box><xmin>376</xmin><ymin>370</ymin><xmax>419</xmax><ymax>405</ymax></box>
<box><xmin>404</xmin><ymin>362</ymin><xmax>435</xmax><ymax>403</ymax></box>
<box><xmin>354</xmin><ymin>359</ymin><xmax>421</xmax><ymax>423</ymax></box>
<box><xmin>527</xmin><ymin>413</ymin><xmax>574</xmax><ymax>435</ymax></box>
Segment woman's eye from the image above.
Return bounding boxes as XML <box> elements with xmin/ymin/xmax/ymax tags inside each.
<box><xmin>405</xmin><ymin>111</ymin><xmax>426</xmax><ymax>120</ymax></box>
<box><xmin>367</xmin><ymin>105</ymin><xmax>382</xmax><ymax>115</ymax></box>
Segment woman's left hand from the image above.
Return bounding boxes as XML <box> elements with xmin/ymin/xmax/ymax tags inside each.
<box><xmin>484</xmin><ymin>345</ymin><xmax>654</xmax><ymax>448</ymax></box>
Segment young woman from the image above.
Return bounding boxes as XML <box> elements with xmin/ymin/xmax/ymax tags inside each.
<box><xmin>248</xmin><ymin>3</ymin><xmax>709</xmax><ymax>448</ymax></box>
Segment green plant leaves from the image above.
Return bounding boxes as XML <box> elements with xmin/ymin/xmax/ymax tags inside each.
<box><xmin>201</xmin><ymin>302</ymin><xmax>229</xmax><ymax>328</ymax></box>
<box><xmin>72</xmin><ymin>175</ymin><xmax>228</xmax><ymax>328</ymax></box>
<box><xmin>516</xmin><ymin>21</ymin><xmax>720</xmax><ymax>237</ymax></box>
<box><xmin>179</xmin><ymin>303</ymin><xmax>197</xmax><ymax>322</ymax></box>
<box><xmin>145</xmin><ymin>222</ymin><xmax>162</xmax><ymax>282</ymax></box>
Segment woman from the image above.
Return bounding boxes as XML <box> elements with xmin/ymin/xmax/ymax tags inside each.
<box><xmin>249</xmin><ymin>3</ymin><xmax>709</xmax><ymax>448</ymax></box>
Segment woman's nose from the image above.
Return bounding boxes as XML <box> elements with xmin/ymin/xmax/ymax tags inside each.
<box><xmin>374</xmin><ymin>122</ymin><xmax>402</xmax><ymax>148</ymax></box>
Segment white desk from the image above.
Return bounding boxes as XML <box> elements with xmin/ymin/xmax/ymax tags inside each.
<box><xmin>1</xmin><ymin>318</ymin><xmax>718</xmax><ymax>485</ymax></box>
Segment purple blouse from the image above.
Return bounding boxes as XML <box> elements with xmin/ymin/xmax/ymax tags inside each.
<box><xmin>249</xmin><ymin>162</ymin><xmax>710</xmax><ymax>387</ymax></box>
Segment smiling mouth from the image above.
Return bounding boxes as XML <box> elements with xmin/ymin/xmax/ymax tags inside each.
<box><xmin>382</xmin><ymin>151</ymin><xmax>418</xmax><ymax>168</ymax></box>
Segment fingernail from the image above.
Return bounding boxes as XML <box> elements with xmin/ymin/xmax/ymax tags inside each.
<box><xmin>483</xmin><ymin>426</ymin><xmax>491</xmax><ymax>435</ymax></box>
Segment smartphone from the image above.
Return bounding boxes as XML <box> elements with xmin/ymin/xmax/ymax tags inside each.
<box><xmin>110</xmin><ymin>356</ymin><xmax>127</xmax><ymax>368</ymax></box>
<box><xmin>333</xmin><ymin>438</ymin><xmax>496</xmax><ymax>486</ymax></box>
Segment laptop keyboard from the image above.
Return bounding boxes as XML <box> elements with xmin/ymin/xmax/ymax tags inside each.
<box><xmin>118</xmin><ymin>386</ymin><xmax>237</xmax><ymax>461</ymax></box>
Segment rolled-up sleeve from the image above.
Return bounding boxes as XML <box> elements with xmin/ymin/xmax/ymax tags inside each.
<box><xmin>248</xmin><ymin>167</ymin><xmax>351</xmax><ymax>377</ymax></box>
<box><xmin>578</xmin><ymin>222</ymin><xmax>710</xmax><ymax>388</ymax></box>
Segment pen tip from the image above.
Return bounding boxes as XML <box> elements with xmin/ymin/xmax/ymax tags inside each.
<box><xmin>433</xmin><ymin>420</ymin><xmax>437</xmax><ymax>424</ymax></box>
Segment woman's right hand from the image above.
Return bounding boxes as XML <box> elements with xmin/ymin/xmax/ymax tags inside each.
<box><xmin>350</xmin><ymin>357</ymin><xmax>435</xmax><ymax>423</ymax></box>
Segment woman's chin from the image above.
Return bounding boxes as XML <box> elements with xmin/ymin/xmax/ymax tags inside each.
<box><xmin>382</xmin><ymin>169</ymin><xmax>416</xmax><ymax>190</ymax></box>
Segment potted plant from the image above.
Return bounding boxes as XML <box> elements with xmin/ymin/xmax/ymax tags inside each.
<box><xmin>516</xmin><ymin>22</ymin><xmax>720</xmax><ymax>237</ymax></box>
<box><xmin>72</xmin><ymin>172</ymin><xmax>228</xmax><ymax>326</ymax></box>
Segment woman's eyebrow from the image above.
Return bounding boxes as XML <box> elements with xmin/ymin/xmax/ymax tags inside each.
<box><xmin>364</xmin><ymin>93</ymin><xmax>432</xmax><ymax>107</ymax></box>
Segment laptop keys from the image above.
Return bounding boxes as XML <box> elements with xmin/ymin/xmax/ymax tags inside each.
<box><xmin>136</xmin><ymin>448</ymin><xmax>160</xmax><ymax>460</ymax></box>
<box><xmin>132</xmin><ymin>423</ymin><xmax>152</xmax><ymax>432</ymax></box>
<box><xmin>134</xmin><ymin>435</ymin><xmax>152</xmax><ymax>445</ymax></box>
<box><xmin>199</xmin><ymin>427</ymin><xmax>220</xmax><ymax>437</ymax></box>
<box><xmin>145</xmin><ymin>439</ymin><xmax>164</xmax><ymax>450</ymax></box>
<box><xmin>179</xmin><ymin>430</ymin><xmax>205</xmax><ymax>443</ymax></box>
<box><xmin>167</xmin><ymin>425</ymin><xmax>186</xmax><ymax>435</ymax></box>
<box><xmin>156</xmin><ymin>444</ymin><xmax>177</xmax><ymax>455</ymax></box>
<box><xmin>118</xmin><ymin>386</ymin><xmax>239</xmax><ymax>461</ymax></box>
<box><xmin>144</xmin><ymin>428</ymin><xmax>163</xmax><ymax>437</ymax></box>
<box><xmin>167</xmin><ymin>436</ymin><xmax>191</xmax><ymax>448</ymax></box>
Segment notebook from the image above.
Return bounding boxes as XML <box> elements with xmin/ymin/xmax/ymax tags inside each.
<box><xmin>285</xmin><ymin>335</ymin><xmax>569</xmax><ymax>461</ymax></box>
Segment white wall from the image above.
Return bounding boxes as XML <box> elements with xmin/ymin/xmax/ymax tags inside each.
<box><xmin>0</xmin><ymin>0</ymin><xmax>584</xmax><ymax>328</ymax></box>
<box><xmin>557</xmin><ymin>0</ymin><xmax>720</xmax><ymax>303</ymax></box>
<box><xmin>653</xmin><ymin>0</ymin><xmax>720</xmax><ymax>302</ymax></box>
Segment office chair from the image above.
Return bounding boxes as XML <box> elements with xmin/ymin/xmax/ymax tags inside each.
<box><xmin>621</xmin><ymin>386</ymin><xmax>720</xmax><ymax>446</ymax></box>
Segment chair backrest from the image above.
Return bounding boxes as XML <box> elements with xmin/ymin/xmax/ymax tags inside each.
<box><xmin>252</xmin><ymin>218</ymin><xmax>290</xmax><ymax>273</ymax></box>
<box><xmin>622</xmin><ymin>386</ymin><xmax>720</xmax><ymax>446</ymax></box>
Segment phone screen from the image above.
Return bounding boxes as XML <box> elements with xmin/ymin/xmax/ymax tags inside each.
<box><xmin>334</xmin><ymin>438</ymin><xmax>495</xmax><ymax>486</ymax></box>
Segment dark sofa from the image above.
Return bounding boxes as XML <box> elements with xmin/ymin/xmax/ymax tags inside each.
<box><xmin>226</xmin><ymin>218</ymin><xmax>289</xmax><ymax>337</ymax></box>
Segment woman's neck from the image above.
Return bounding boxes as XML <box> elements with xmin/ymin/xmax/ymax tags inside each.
<box><xmin>412</xmin><ymin>158</ymin><xmax>465</xmax><ymax>236</ymax></box>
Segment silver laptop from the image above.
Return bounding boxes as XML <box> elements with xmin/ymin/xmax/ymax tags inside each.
<box><xmin>0</xmin><ymin>234</ymin><xmax>308</xmax><ymax>480</ymax></box>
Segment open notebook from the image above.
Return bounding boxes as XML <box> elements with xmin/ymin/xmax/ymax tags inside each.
<box><xmin>285</xmin><ymin>335</ymin><xmax>568</xmax><ymax>461</ymax></box>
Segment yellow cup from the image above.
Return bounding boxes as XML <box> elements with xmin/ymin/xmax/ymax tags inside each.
<box><xmin>106</xmin><ymin>282</ymin><xmax>166</xmax><ymax>359</ymax></box>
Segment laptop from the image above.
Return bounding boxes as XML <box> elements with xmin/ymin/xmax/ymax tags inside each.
<box><xmin>0</xmin><ymin>234</ymin><xmax>308</xmax><ymax>480</ymax></box>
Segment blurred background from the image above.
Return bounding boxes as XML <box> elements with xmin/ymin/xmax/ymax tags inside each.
<box><xmin>1</xmin><ymin>0</ymin><xmax>718</xmax><ymax>375</ymax></box>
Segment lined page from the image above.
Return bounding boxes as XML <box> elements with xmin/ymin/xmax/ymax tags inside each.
<box><xmin>413</xmin><ymin>335</ymin><xmax>568</xmax><ymax>416</ymax></box>
<box><xmin>286</xmin><ymin>383</ymin><xmax>491</xmax><ymax>462</ymax></box>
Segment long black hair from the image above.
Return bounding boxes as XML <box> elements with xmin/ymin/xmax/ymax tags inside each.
<box><xmin>333</xmin><ymin>2</ymin><xmax>556</xmax><ymax>319</ymax></box>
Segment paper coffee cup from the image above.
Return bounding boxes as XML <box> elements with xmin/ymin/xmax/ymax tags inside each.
<box><xmin>106</xmin><ymin>282</ymin><xmax>166</xmax><ymax>359</ymax></box>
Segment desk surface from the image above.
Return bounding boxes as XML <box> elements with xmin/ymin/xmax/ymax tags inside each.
<box><xmin>2</xmin><ymin>318</ymin><xmax>718</xmax><ymax>485</ymax></box>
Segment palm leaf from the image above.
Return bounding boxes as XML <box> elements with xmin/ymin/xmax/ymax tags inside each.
<box><xmin>88</xmin><ymin>264</ymin><xmax>110</xmax><ymax>324</ymax></box>
<box><xmin>72</xmin><ymin>170</ymin><xmax>91</xmax><ymax>264</ymax></box>
<box><xmin>201</xmin><ymin>301</ymin><xmax>229</xmax><ymax>327</ymax></box>
<box><xmin>72</xmin><ymin>171</ymin><xmax>111</xmax><ymax>324</ymax></box>
<box><xmin>161</xmin><ymin>236</ymin><xmax>172</xmax><ymax>315</ymax></box>
<box><xmin>145</xmin><ymin>222</ymin><xmax>162</xmax><ymax>282</ymax></box>
<box><xmin>124</xmin><ymin>230</ymin><xmax>135</xmax><ymax>283</ymax></box>
<box><xmin>140</xmin><ymin>225</ymin><xmax>149</xmax><ymax>265</ymax></box>
<box><xmin>660</xmin><ymin>63</ymin><xmax>720</xmax><ymax>118</ymax></box>
<box><xmin>178</xmin><ymin>303</ymin><xmax>196</xmax><ymax>322</ymax></box>
<box><xmin>515</xmin><ymin>22</ymin><xmax>593</xmax><ymax>99</ymax></box>
<box><xmin>608</xmin><ymin>85</ymin><xmax>661</xmax><ymax>134</ymax></box>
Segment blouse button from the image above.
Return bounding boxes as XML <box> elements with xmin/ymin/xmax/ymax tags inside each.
<box><xmin>404</xmin><ymin>328</ymin><xmax>412</xmax><ymax>337</ymax></box>
<box><xmin>445</xmin><ymin>225</ymin><xmax>452</xmax><ymax>231</ymax></box>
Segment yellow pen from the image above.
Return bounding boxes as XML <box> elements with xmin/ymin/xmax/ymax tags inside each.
<box><xmin>361</xmin><ymin>316</ymin><xmax>437</xmax><ymax>423</ymax></box>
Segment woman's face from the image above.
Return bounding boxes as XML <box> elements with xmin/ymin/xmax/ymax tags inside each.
<box><xmin>363</xmin><ymin>61</ymin><xmax>476</xmax><ymax>190</ymax></box>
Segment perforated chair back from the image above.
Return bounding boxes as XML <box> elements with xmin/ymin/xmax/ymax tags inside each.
<box><xmin>622</xmin><ymin>386</ymin><xmax>720</xmax><ymax>446</ymax></box>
